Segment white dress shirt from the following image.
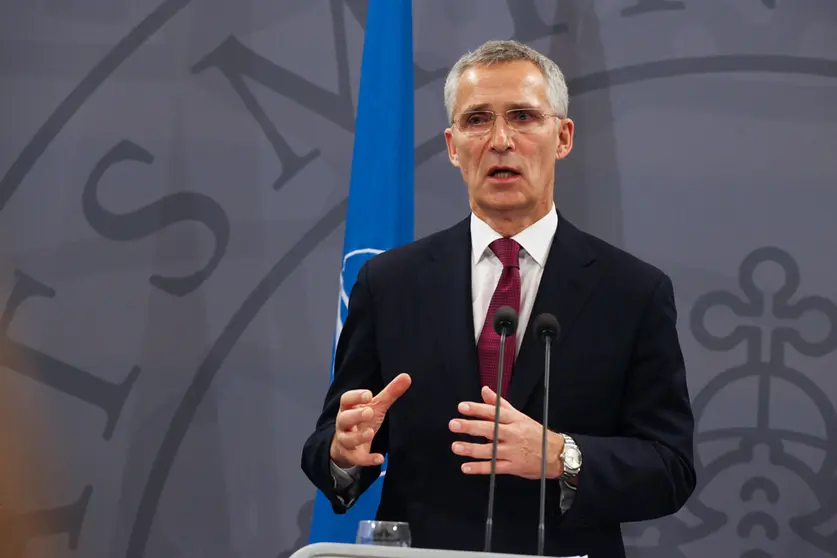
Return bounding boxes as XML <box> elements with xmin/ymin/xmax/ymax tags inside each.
<box><xmin>470</xmin><ymin>203</ymin><xmax>557</xmax><ymax>353</ymax></box>
<box><xmin>331</xmin><ymin>204</ymin><xmax>575</xmax><ymax>513</ymax></box>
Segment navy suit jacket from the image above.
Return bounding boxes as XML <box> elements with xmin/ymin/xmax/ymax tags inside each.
<box><xmin>301</xmin><ymin>213</ymin><xmax>696</xmax><ymax>558</ymax></box>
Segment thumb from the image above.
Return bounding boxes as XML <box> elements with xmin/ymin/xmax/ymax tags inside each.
<box><xmin>481</xmin><ymin>385</ymin><xmax>514</xmax><ymax>410</ymax></box>
<box><xmin>372</xmin><ymin>373</ymin><xmax>412</xmax><ymax>411</ymax></box>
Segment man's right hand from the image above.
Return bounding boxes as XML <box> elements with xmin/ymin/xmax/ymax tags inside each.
<box><xmin>330</xmin><ymin>373</ymin><xmax>411</xmax><ymax>469</ymax></box>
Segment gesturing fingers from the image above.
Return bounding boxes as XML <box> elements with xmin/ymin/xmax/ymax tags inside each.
<box><xmin>460</xmin><ymin>459</ymin><xmax>516</xmax><ymax>475</ymax></box>
<box><xmin>336</xmin><ymin>406</ymin><xmax>373</xmax><ymax>432</ymax></box>
<box><xmin>336</xmin><ymin>425</ymin><xmax>374</xmax><ymax>450</ymax></box>
<box><xmin>457</xmin><ymin>401</ymin><xmax>517</xmax><ymax>423</ymax></box>
<box><xmin>342</xmin><ymin>448</ymin><xmax>385</xmax><ymax>467</ymax></box>
<box><xmin>451</xmin><ymin>440</ymin><xmax>513</xmax><ymax>461</ymax></box>
<box><xmin>480</xmin><ymin>386</ymin><xmax>516</xmax><ymax>410</ymax></box>
<box><xmin>371</xmin><ymin>373</ymin><xmax>412</xmax><ymax>411</ymax></box>
<box><xmin>449</xmin><ymin>418</ymin><xmax>510</xmax><ymax>440</ymax></box>
<box><xmin>340</xmin><ymin>389</ymin><xmax>372</xmax><ymax>410</ymax></box>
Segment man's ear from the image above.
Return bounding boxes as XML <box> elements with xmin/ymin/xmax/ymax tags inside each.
<box><xmin>444</xmin><ymin>128</ymin><xmax>460</xmax><ymax>167</ymax></box>
<box><xmin>555</xmin><ymin>118</ymin><xmax>575</xmax><ymax>161</ymax></box>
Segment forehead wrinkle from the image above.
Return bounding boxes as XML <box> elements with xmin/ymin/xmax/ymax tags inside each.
<box><xmin>453</xmin><ymin>65</ymin><xmax>548</xmax><ymax>116</ymax></box>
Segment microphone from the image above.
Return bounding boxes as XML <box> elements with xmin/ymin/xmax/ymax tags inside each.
<box><xmin>484</xmin><ymin>305</ymin><xmax>518</xmax><ymax>553</ymax></box>
<box><xmin>532</xmin><ymin>313</ymin><xmax>560</xmax><ymax>556</ymax></box>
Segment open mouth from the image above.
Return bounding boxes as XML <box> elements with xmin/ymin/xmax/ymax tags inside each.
<box><xmin>488</xmin><ymin>166</ymin><xmax>521</xmax><ymax>179</ymax></box>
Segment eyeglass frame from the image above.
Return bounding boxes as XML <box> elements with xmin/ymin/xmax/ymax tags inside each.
<box><xmin>450</xmin><ymin>107</ymin><xmax>565</xmax><ymax>136</ymax></box>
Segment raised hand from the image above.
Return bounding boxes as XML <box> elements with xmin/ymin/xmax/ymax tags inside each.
<box><xmin>449</xmin><ymin>385</ymin><xmax>565</xmax><ymax>480</ymax></box>
<box><xmin>330</xmin><ymin>373</ymin><xmax>411</xmax><ymax>468</ymax></box>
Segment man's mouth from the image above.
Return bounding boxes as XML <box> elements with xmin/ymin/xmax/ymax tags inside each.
<box><xmin>487</xmin><ymin>166</ymin><xmax>521</xmax><ymax>179</ymax></box>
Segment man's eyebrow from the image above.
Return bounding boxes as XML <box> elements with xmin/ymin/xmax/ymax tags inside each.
<box><xmin>460</xmin><ymin>102</ymin><xmax>542</xmax><ymax>113</ymax></box>
<box><xmin>506</xmin><ymin>102</ymin><xmax>541</xmax><ymax>110</ymax></box>
<box><xmin>460</xmin><ymin>103</ymin><xmax>491</xmax><ymax>113</ymax></box>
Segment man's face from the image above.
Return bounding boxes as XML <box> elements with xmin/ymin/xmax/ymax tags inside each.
<box><xmin>444</xmin><ymin>60</ymin><xmax>574</xmax><ymax>220</ymax></box>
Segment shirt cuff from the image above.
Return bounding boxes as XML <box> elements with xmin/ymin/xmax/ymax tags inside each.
<box><xmin>558</xmin><ymin>478</ymin><xmax>577</xmax><ymax>514</ymax></box>
<box><xmin>330</xmin><ymin>460</ymin><xmax>361</xmax><ymax>508</ymax></box>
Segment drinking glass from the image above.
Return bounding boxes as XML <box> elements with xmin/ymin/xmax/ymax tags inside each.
<box><xmin>356</xmin><ymin>520</ymin><xmax>411</xmax><ymax>547</ymax></box>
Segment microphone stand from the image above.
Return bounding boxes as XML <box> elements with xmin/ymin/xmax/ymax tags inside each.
<box><xmin>484</xmin><ymin>326</ymin><xmax>507</xmax><ymax>553</ymax></box>
<box><xmin>532</xmin><ymin>312</ymin><xmax>559</xmax><ymax>556</ymax></box>
<box><xmin>537</xmin><ymin>332</ymin><xmax>552</xmax><ymax>556</ymax></box>
<box><xmin>482</xmin><ymin>306</ymin><xmax>518</xmax><ymax>553</ymax></box>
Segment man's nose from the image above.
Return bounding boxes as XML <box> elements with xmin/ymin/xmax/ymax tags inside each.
<box><xmin>489</xmin><ymin>117</ymin><xmax>513</xmax><ymax>151</ymax></box>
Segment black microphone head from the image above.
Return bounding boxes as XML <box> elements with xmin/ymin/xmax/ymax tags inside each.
<box><xmin>493</xmin><ymin>306</ymin><xmax>519</xmax><ymax>335</ymax></box>
<box><xmin>533</xmin><ymin>313</ymin><xmax>560</xmax><ymax>340</ymax></box>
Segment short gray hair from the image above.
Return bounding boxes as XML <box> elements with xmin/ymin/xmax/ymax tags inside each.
<box><xmin>443</xmin><ymin>40</ymin><xmax>569</xmax><ymax>122</ymax></box>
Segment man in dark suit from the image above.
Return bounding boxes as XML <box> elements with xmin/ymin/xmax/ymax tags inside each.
<box><xmin>301</xmin><ymin>40</ymin><xmax>696</xmax><ymax>558</ymax></box>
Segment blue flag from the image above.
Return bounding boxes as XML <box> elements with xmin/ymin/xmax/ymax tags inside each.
<box><xmin>308</xmin><ymin>0</ymin><xmax>414</xmax><ymax>545</ymax></box>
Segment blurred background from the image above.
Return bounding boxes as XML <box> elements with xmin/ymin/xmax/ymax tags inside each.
<box><xmin>0</xmin><ymin>1</ymin><xmax>835</xmax><ymax>557</ymax></box>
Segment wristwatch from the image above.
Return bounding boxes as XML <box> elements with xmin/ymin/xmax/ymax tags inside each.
<box><xmin>559</xmin><ymin>434</ymin><xmax>582</xmax><ymax>483</ymax></box>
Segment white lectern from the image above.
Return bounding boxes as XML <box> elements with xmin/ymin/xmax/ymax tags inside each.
<box><xmin>290</xmin><ymin>543</ymin><xmax>526</xmax><ymax>558</ymax></box>
<box><xmin>290</xmin><ymin>543</ymin><xmax>586</xmax><ymax>558</ymax></box>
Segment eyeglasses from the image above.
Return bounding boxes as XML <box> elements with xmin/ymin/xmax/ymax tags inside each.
<box><xmin>452</xmin><ymin>108</ymin><xmax>562</xmax><ymax>136</ymax></box>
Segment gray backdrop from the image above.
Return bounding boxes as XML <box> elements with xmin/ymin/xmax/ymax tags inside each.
<box><xmin>1</xmin><ymin>1</ymin><xmax>835</xmax><ymax>557</ymax></box>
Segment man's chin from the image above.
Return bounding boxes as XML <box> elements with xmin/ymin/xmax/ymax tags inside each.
<box><xmin>479</xmin><ymin>193</ymin><xmax>531</xmax><ymax>213</ymax></box>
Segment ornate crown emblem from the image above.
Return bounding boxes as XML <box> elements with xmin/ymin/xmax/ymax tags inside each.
<box><xmin>626</xmin><ymin>247</ymin><xmax>837</xmax><ymax>558</ymax></box>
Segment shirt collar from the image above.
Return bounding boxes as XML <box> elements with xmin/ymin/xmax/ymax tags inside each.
<box><xmin>470</xmin><ymin>204</ymin><xmax>558</xmax><ymax>268</ymax></box>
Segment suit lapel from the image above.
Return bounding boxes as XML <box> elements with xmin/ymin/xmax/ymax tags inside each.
<box><xmin>421</xmin><ymin>218</ymin><xmax>483</xmax><ymax>402</ymax></box>
<box><xmin>507</xmin><ymin>214</ymin><xmax>603</xmax><ymax>411</ymax></box>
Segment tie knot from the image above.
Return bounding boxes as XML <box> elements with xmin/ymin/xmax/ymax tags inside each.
<box><xmin>490</xmin><ymin>238</ymin><xmax>521</xmax><ymax>268</ymax></box>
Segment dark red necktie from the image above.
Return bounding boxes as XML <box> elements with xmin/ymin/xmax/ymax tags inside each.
<box><xmin>477</xmin><ymin>238</ymin><xmax>521</xmax><ymax>398</ymax></box>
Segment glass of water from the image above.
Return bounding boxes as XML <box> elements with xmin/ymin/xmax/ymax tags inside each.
<box><xmin>356</xmin><ymin>520</ymin><xmax>411</xmax><ymax>547</ymax></box>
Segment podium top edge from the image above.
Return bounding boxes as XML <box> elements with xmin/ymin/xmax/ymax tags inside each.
<box><xmin>292</xmin><ymin>542</ymin><xmax>539</xmax><ymax>558</ymax></box>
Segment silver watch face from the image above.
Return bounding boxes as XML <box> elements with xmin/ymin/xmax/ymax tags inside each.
<box><xmin>564</xmin><ymin>447</ymin><xmax>581</xmax><ymax>470</ymax></box>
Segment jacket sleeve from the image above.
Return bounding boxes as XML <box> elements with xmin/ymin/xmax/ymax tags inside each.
<box><xmin>300</xmin><ymin>261</ymin><xmax>388</xmax><ymax>513</ymax></box>
<box><xmin>556</xmin><ymin>273</ymin><xmax>697</xmax><ymax>527</ymax></box>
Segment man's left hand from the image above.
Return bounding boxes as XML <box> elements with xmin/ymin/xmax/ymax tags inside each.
<box><xmin>449</xmin><ymin>386</ymin><xmax>565</xmax><ymax>480</ymax></box>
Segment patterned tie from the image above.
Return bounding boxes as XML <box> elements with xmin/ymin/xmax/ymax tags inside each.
<box><xmin>477</xmin><ymin>238</ymin><xmax>522</xmax><ymax>398</ymax></box>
